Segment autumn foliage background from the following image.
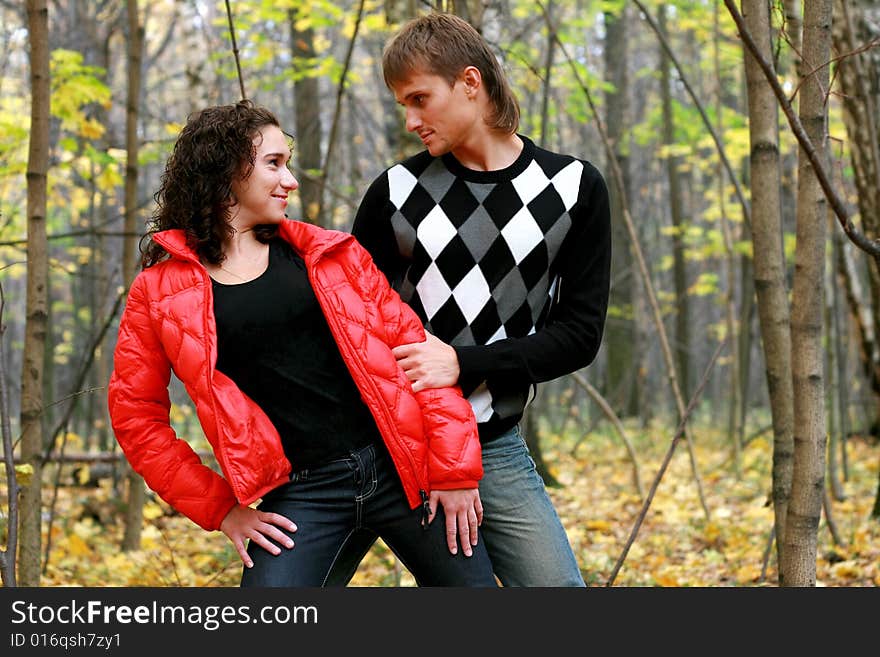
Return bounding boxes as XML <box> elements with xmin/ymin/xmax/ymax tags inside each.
<box><xmin>18</xmin><ymin>415</ymin><xmax>878</xmax><ymax>588</ymax></box>
<box><xmin>3</xmin><ymin>1</ymin><xmax>880</xmax><ymax>588</ymax></box>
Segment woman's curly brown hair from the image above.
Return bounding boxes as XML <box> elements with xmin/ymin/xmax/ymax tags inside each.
<box><xmin>141</xmin><ymin>100</ymin><xmax>283</xmax><ymax>268</ymax></box>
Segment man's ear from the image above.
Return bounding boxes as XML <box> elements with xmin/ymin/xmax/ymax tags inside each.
<box><xmin>462</xmin><ymin>65</ymin><xmax>482</xmax><ymax>95</ymax></box>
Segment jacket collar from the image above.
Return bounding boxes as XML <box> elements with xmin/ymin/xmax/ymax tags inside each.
<box><xmin>277</xmin><ymin>219</ymin><xmax>354</xmax><ymax>261</ymax></box>
<box><xmin>152</xmin><ymin>220</ymin><xmax>354</xmax><ymax>264</ymax></box>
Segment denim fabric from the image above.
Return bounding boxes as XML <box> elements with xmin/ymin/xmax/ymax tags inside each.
<box><xmin>477</xmin><ymin>425</ymin><xmax>585</xmax><ymax>587</ymax></box>
<box><xmin>325</xmin><ymin>425</ymin><xmax>585</xmax><ymax>587</ymax></box>
<box><xmin>240</xmin><ymin>443</ymin><xmax>496</xmax><ymax>587</ymax></box>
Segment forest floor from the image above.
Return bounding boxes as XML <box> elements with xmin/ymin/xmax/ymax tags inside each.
<box><xmin>15</xmin><ymin>416</ymin><xmax>880</xmax><ymax>587</ymax></box>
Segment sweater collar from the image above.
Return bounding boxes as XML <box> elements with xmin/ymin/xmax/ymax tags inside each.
<box><xmin>439</xmin><ymin>134</ymin><xmax>535</xmax><ymax>184</ymax></box>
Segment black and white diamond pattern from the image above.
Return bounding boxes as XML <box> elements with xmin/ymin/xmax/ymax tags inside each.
<box><xmin>387</xmin><ymin>153</ymin><xmax>583</xmax><ymax>423</ymax></box>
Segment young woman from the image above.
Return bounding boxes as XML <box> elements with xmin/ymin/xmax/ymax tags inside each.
<box><xmin>107</xmin><ymin>100</ymin><xmax>495</xmax><ymax>587</ymax></box>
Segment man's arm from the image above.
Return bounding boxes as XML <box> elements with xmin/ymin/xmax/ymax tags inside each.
<box><xmin>396</xmin><ymin>163</ymin><xmax>611</xmax><ymax>389</ymax></box>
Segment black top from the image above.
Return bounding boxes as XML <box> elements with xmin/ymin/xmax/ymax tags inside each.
<box><xmin>352</xmin><ymin>135</ymin><xmax>611</xmax><ymax>442</ymax></box>
<box><xmin>212</xmin><ymin>238</ymin><xmax>380</xmax><ymax>470</ymax></box>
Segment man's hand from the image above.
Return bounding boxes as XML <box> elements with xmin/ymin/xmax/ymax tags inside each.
<box><xmin>392</xmin><ymin>332</ymin><xmax>460</xmax><ymax>392</ymax></box>
<box><xmin>220</xmin><ymin>504</ymin><xmax>297</xmax><ymax>568</ymax></box>
<box><xmin>428</xmin><ymin>488</ymin><xmax>483</xmax><ymax>557</ymax></box>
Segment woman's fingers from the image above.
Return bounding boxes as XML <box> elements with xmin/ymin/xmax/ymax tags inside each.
<box><xmin>261</xmin><ymin>511</ymin><xmax>298</xmax><ymax>534</ymax></box>
<box><xmin>468</xmin><ymin>508</ymin><xmax>479</xmax><ymax>546</ymax></box>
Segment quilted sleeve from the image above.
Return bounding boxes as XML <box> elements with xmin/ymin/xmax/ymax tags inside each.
<box><xmin>107</xmin><ymin>273</ymin><xmax>237</xmax><ymax>531</ymax></box>
<box><xmin>354</xmin><ymin>244</ymin><xmax>483</xmax><ymax>490</ymax></box>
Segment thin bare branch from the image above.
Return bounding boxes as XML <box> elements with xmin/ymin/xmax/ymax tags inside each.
<box><xmin>317</xmin><ymin>0</ymin><xmax>366</xmax><ymax>223</ymax></box>
<box><xmin>224</xmin><ymin>0</ymin><xmax>246</xmax><ymax>100</ymax></box>
<box><xmin>570</xmin><ymin>372</ymin><xmax>644</xmax><ymax>499</ymax></box>
<box><xmin>606</xmin><ymin>337</ymin><xmax>728</xmax><ymax>586</ymax></box>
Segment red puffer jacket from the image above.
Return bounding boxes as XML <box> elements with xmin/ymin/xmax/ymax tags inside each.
<box><xmin>108</xmin><ymin>220</ymin><xmax>482</xmax><ymax>531</ymax></box>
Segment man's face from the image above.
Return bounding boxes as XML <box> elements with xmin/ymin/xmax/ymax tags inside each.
<box><xmin>391</xmin><ymin>68</ymin><xmax>480</xmax><ymax>156</ymax></box>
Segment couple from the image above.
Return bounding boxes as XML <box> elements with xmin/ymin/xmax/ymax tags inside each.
<box><xmin>108</xmin><ymin>12</ymin><xmax>611</xmax><ymax>587</ymax></box>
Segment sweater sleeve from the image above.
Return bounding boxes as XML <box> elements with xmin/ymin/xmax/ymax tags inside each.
<box><xmin>107</xmin><ymin>273</ymin><xmax>237</xmax><ymax>531</ymax></box>
<box><xmin>454</xmin><ymin>162</ymin><xmax>611</xmax><ymax>385</ymax></box>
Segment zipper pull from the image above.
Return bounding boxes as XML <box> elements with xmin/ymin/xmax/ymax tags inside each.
<box><xmin>420</xmin><ymin>489</ymin><xmax>430</xmax><ymax>530</ymax></box>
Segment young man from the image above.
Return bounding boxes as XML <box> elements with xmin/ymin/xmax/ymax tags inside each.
<box><xmin>349</xmin><ymin>12</ymin><xmax>611</xmax><ymax>586</ymax></box>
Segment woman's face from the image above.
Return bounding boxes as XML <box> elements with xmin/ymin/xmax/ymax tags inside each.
<box><xmin>228</xmin><ymin>125</ymin><xmax>298</xmax><ymax>230</ymax></box>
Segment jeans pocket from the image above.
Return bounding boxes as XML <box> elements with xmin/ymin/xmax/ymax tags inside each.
<box><xmin>290</xmin><ymin>468</ymin><xmax>310</xmax><ymax>484</ymax></box>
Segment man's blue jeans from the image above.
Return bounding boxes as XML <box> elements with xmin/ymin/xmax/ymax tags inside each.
<box><xmin>478</xmin><ymin>424</ymin><xmax>585</xmax><ymax>587</ymax></box>
<box><xmin>240</xmin><ymin>442</ymin><xmax>496</xmax><ymax>587</ymax></box>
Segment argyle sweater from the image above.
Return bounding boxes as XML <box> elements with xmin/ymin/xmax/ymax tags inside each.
<box><xmin>352</xmin><ymin>135</ymin><xmax>611</xmax><ymax>442</ymax></box>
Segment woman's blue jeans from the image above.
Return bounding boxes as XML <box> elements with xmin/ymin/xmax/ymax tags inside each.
<box><xmin>240</xmin><ymin>442</ymin><xmax>497</xmax><ymax>587</ymax></box>
<box><xmin>323</xmin><ymin>424</ymin><xmax>585</xmax><ymax>587</ymax></box>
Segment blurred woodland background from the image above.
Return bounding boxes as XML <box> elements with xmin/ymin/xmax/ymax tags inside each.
<box><xmin>1</xmin><ymin>0</ymin><xmax>879</xmax><ymax>587</ymax></box>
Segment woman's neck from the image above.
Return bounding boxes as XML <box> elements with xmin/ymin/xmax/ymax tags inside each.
<box><xmin>223</xmin><ymin>228</ymin><xmax>265</xmax><ymax>260</ymax></box>
<box><xmin>206</xmin><ymin>230</ymin><xmax>270</xmax><ymax>285</ymax></box>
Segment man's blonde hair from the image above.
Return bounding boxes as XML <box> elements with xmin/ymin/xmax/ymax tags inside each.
<box><xmin>382</xmin><ymin>12</ymin><xmax>520</xmax><ymax>134</ymax></box>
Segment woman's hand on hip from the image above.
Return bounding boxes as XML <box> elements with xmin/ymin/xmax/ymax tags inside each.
<box><xmin>220</xmin><ymin>504</ymin><xmax>297</xmax><ymax>568</ymax></box>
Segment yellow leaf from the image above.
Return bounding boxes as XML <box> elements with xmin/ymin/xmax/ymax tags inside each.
<box><xmin>831</xmin><ymin>561</ymin><xmax>862</xmax><ymax>579</ymax></box>
<box><xmin>143</xmin><ymin>502</ymin><xmax>164</xmax><ymax>520</ymax></box>
<box><xmin>15</xmin><ymin>464</ymin><xmax>34</xmax><ymax>486</ymax></box>
<box><xmin>735</xmin><ymin>564</ymin><xmax>761</xmax><ymax>584</ymax></box>
<box><xmin>654</xmin><ymin>573</ymin><xmax>679</xmax><ymax>587</ymax></box>
<box><xmin>79</xmin><ymin>117</ymin><xmax>105</xmax><ymax>139</ymax></box>
<box><xmin>585</xmin><ymin>520</ymin><xmax>613</xmax><ymax>532</ymax></box>
<box><xmin>66</xmin><ymin>533</ymin><xmax>91</xmax><ymax>558</ymax></box>
<box><xmin>77</xmin><ymin>466</ymin><xmax>91</xmax><ymax>486</ymax></box>
<box><xmin>64</xmin><ymin>431</ymin><xmax>85</xmax><ymax>448</ymax></box>
<box><xmin>96</xmin><ymin>166</ymin><xmax>122</xmax><ymax>192</ymax></box>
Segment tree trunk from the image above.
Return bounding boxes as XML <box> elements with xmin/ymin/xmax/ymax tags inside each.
<box><xmin>827</xmin><ymin>229</ymin><xmax>847</xmax><ymax>502</ymax></box>
<box><xmin>289</xmin><ymin>6</ymin><xmax>323</xmax><ymax>225</ymax></box>
<box><xmin>20</xmin><ymin>0</ymin><xmax>50</xmax><ymax>587</ymax></box>
<box><xmin>448</xmin><ymin>0</ymin><xmax>485</xmax><ymax>31</ymax></box>
<box><xmin>835</xmin><ymin>223</ymin><xmax>880</xmax><ymax>433</ymax></box>
<box><xmin>602</xmin><ymin>3</ymin><xmax>638</xmax><ymax>417</ymax></box>
<box><xmin>715</xmin><ymin>1</ymin><xmax>742</xmax><ymax>476</ymax></box>
<box><xmin>783</xmin><ymin>0</ymin><xmax>832</xmax><ymax>587</ymax></box>
<box><xmin>782</xmin><ymin>0</ymin><xmax>803</xmax><ymax>63</ymax></box>
<box><xmin>121</xmin><ymin>0</ymin><xmax>146</xmax><ymax>553</ymax></box>
<box><xmin>0</xmin><ymin>307</ymin><xmax>18</xmax><ymax>586</ymax></box>
<box><xmin>742</xmin><ymin>0</ymin><xmax>794</xmax><ymax>584</ymax></box>
<box><xmin>660</xmin><ymin>5</ymin><xmax>690</xmax><ymax>399</ymax></box>
<box><xmin>832</xmin><ymin>0</ymin><xmax>880</xmax><ymax>443</ymax></box>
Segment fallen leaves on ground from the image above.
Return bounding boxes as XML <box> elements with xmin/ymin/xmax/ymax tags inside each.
<box><xmin>19</xmin><ymin>419</ymin><xmax>880</xmax><ymax>587</ymax></box>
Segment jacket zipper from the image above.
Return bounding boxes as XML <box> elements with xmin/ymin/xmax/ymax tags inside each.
<box><xmin>306</xmin><ymin>249</ymin><xmax>429</xmax><ymax>507</ymax></box>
